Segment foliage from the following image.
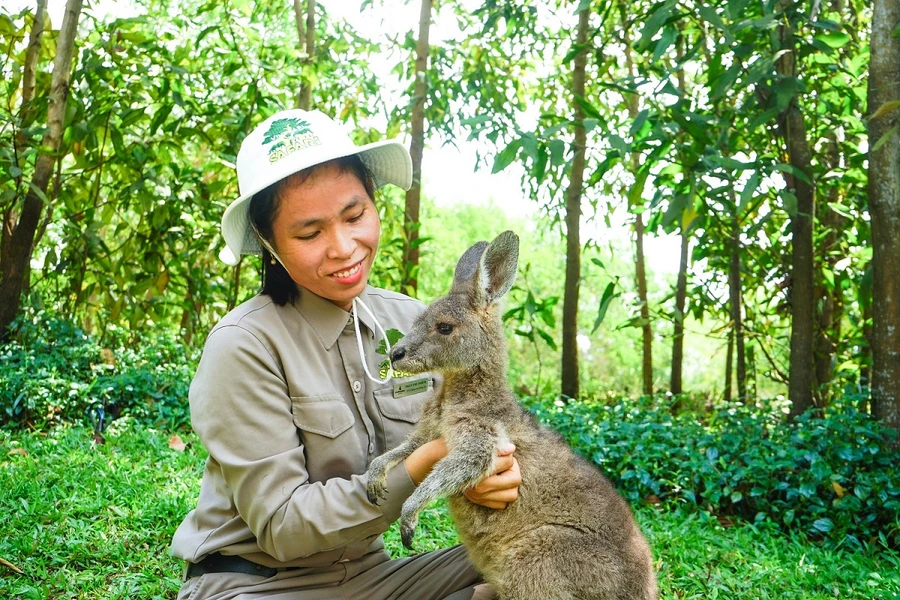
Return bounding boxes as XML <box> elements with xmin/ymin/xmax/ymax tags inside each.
<box><xmin>523</xmin><ymin>393</ymin><xmax>900</xmax><ymax>549</ymax></box>
<box><xmin>0</xmin><ymin>310</ymin><xmax>195</xmax><ymax>431</ymax></box>
<box><xmin>2</xmin><ymin>423</ymin><xmax>898</xmax><ymax>598</ymax></box>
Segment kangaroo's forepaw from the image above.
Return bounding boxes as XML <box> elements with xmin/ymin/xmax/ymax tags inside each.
<box><xmin>366</xmin><ymin>472</ymin><xmax>388</xmax><ymax>505</ymax></box>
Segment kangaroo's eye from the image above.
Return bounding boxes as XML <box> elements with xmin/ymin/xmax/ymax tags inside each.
<box><xmin>436</xmin><ymin>323</ymin><xmax>453</xmax><ymax>335</ymax></box>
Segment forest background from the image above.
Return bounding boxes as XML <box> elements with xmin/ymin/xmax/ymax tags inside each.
<box><xmin>2</xmin><ymin>0</ymin><xmax>900</xmax><ymax>598</ymax></box>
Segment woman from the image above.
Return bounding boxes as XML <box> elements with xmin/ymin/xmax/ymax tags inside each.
<box><xmin>171</xmin><ymin>109</ymin><xmax>521</xmax><ymax>600</ymax></box>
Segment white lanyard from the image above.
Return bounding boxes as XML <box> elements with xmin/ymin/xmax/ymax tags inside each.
<box><xmin>352</xmin><ymin>296</ymin><xmax>394</xmax><ymax>384</ymax></box>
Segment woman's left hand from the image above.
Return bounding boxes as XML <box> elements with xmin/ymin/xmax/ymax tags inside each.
<box><xmin>464</xmin><ymin>442</ymin><xmax>521</xmax><ymax>510</ymax></box>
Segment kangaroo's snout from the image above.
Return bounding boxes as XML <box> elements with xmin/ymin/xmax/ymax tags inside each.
<box><xmin>391</xmin><ymin>346</ymin><xmax>406</xmax><ymax>364</ymax></box>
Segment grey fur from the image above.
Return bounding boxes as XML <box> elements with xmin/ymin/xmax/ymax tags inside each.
<box><xmin>367</xmin><ymin>231</ymin><xmax>658</xmax><ymax>600</ymax></box>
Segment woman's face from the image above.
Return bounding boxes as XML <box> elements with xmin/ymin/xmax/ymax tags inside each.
<box><xmin>270</xmin><ymin>163</ymin><xmax>380</xmax><ymax>311</ymax></box>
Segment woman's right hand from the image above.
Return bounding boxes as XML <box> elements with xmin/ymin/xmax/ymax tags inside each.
<box><xmin>404</xmin><ymin>438</ymin><xmax>448</xmax><ymax>485</ymax></box>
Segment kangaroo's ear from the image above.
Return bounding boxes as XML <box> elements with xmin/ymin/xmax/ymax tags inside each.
<box><xmin>474</xmin><ymin>230</ymin><xmax>519</xmax><ymax>306</ymax></box>
<box><xmin>451</xmin><ymin>241</ymin><xmax>489</xmax><ymax>294</ymax></box>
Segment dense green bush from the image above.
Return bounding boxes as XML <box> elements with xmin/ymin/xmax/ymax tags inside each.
<box><xmin>523</xmin><ymin>394</ymin><xmax>900</xmax><ymax>549</ymax></box>
<box><xmin>0</xmin><ymin>311</ymin><xmax>196</xmax><ymax>431</ymax></box>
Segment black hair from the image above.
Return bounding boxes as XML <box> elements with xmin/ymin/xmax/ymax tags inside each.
<box><xmin>247</xmin><ymin>155</ymin><xmax>376</xmax><ymax>306</ymax></box>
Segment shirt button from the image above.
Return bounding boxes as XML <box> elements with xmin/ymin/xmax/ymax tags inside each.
<box><xmin>368</xmin><ymin>442</ymin><xmax>375</xmax><ymax>454</ymax></box>
<box><xmin>353</xmin><ymin>381</ymin><xmax>362</xmax><ymax>393</ymax></box>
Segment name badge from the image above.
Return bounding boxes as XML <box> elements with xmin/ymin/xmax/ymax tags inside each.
<box><xmin>393</xmin><ymin>378</ymin><xmax>429</xmax><ymax>399</ymax></box>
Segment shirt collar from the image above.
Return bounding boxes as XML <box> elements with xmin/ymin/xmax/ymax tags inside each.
<box><xmin>292</xmin><ymin>286</ymin><xmax>379</xmax><ymax>349</ymax></box>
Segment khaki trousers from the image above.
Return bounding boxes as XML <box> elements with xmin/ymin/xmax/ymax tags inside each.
<box><xmin>176</xmin><ymin>545</ymin><xmax>493</xmax><ymax>600</ymax></box>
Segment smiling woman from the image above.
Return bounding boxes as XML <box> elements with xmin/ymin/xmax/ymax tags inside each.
<box><xmin>169</xmin><ymin>109</ymin><xmax>519</xmax><ymax>600</ymax></box>
<box><xmin>247</xmin><ymin>155</ymin><xmax>379</xmax><ymax>308</ymax></box>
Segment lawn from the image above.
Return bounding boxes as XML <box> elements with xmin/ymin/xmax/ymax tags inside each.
<box><xmin>1</xmin><ymin>421</ymin><xmax>898</xmax><ymax>599</ymax></box>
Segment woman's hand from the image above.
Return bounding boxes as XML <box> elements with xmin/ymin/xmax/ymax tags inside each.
<box><xmin>464</xmin><ymin>442</ymin><xmax>521</xmax><ymax>510</ymax></box>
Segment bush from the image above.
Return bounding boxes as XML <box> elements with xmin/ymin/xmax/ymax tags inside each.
<box><xmin>522</xmin><ymin>394</ymin><xmax>900</xmax><ymax>549</ymax></box>
<box><xmin>0</xmin><ymin>311</ymin><xmax>196</xmax><ymax>431</ymax></box>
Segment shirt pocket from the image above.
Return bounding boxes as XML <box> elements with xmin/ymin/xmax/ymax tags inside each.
<box><xmin>372</xmin><ymin>376</ymin><xmax>435</xmax><ymax>450</ymax></box>
<box><xmin>290</xmin><ymin>394</ymin><xmax>359</xmax><ymax>481</ymax></box>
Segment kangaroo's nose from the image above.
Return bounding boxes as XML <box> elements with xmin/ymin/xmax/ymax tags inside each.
<box><xmin>391</xmin><ymin>347</ymin><xmax>406</xmax><ymax>363</ymax></box>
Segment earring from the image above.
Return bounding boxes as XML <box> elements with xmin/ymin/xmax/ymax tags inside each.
<box><xmin>269</xmin><ymin>255</ymin><xmax>276</xmax><ymax>265</ymax></box>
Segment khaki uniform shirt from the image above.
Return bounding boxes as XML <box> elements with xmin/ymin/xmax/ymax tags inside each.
<box><xmin>171</xmin><ymin>286</ymin><xmax>437</xmax><ymax>568</ymax></box>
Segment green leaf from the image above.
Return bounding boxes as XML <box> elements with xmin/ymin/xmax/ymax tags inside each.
<box><xmin>627</xmin><ymin>166</ymin><xmax>651</xmax><ymax>208</ymax></box>
<box><xmin>574</xmin><ymin>0</ymin><xmax>591</xmax><ymax>14</ymax></box>
<box><xmin>738</xmin><ymin>172</ymin><xmax>760</xmax><ymax>215</ymax></box>
<box><xmin>812</xmin><ymin>518</ymin><xmax>834</xmax><ymax>533</ymax></box>
<box><xmin>492</xmin><ymin>139</ymin><xmax>521</xmax><ymax>174</ymax></box>
<box><xmin>815</xmin><ymin>31</ymin><xmax>850</xmax><ymax>49</ymax></box>
<box><xmin>637</xmin><ymin>1</ymin><xmax>674</xmax><ymax>51</ymax></box>
<box><xmin>575</xmin><ymin>95</ymin><xmax>602</xmax><ymax>120</ymax></box>
<box><xmin>651</xmin><ymin>26</ymin><xmax>677</xmax><ymax>63</ymax></box>
<box><xmin>869</xmin><ymin>100</ymin><xmax>900</xmax><ymax>121</ymax></box>
<box><xmin>536</xmin><ymin>328</ymin><xmax>558</xmax><ymax>350</ymax></box>
<box><xmin>150</xmin><ymin>103</ymin><xmax>174</xmax><ymax>135</ymax></box>
<box><xmin>781</xmin><ymin>189</ymin><xmax>798</xmax><ymax>217</ymax></box>
<box><xmin>629</xmin><ymin>109</ymin><xmax>649</xmax><ymax>137</ymax></box>
<box><xmin>592</xmin><ymin>281</ymin><xmax>620</xmax><ymax>333</ymax></box>
<box><xmin>771</xmin><ymin>163</ymin><xmax>812</xmax><ymax>185</ymax></box>
<box><xmin>872</xmin><ymin>125</ymin><xmax>899</xmax><ymax>152</ymax></box>
<box><xmin>375</xmin><ymin>329</ymin><xmax>405</xmax><ymax>355</ymax></box>
<box><xmin>549</xmin><ymin>139</ymin><xmax>566</xmax><ymax>166</ymax></box>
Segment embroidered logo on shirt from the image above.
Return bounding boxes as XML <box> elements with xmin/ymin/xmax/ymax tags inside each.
<box><xmin>263</xmin><ymin>117</ymin><xmax>322</xmax><ymax>164</ymax></box>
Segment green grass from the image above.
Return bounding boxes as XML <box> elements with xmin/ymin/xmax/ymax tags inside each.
<box><xmin>2</xmin><ymin>423</ymin><xmax>898</xmax><ymax>599</ymax></box>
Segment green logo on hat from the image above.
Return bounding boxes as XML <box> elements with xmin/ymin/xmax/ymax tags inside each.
<box><xmin>263</xmin><ymin>117</ymin><xmax>322</xmax><ymax>164</ymax></box>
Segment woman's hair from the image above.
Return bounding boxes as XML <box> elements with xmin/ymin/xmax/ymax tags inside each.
<box><xmin>247</xmin><ymin>154</ymin><xmax>376</xmax><ymax>306</ymax></box>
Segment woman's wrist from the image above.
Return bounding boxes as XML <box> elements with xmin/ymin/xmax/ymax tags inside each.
<box><xmin>404</xmin><ymin>438</ymin><xmax>448</xmax><ymax>485</ymax></box>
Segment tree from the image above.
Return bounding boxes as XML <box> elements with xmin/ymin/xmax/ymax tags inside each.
<box><xmin>561</xmin><ymin>5</ymin><xmax>590</xmax><ymax>400</ymax></box>
<box><xmin>771</xmin><ymin>5</ymin><xmax>816</xmax><ymax>419</ymax></box>
<box><xmin>401</xmin><ymin>0</ymin><xmax>433</xmax><ymax>297</ymax></box>
<box><xmin>669</xmin><ymin>30</ymin><xmax>691</xmax><ymax>396</ymax></box>
<box><xmin>0</xmin><ymin>0</ymin><xmax>84</xmax><ymax>340</ymax></box>
<box><xmin>727</xmin><ymin>187</ymin><xmax>747</xmax><ymax>401</ymax></box>
<box><xmin>293</xmin><ymin>0</ymin><xmax>316</xmax><ymax>110</ymax></box>
<box><xmin>867</xmin><ymin>0</ymin><xmax>900</xmax><ymax>436</ymax></box>
<box><xmin>623</xmin><ymin>13</ymin><xmax>653</xmax><ymax>397</ymax></box>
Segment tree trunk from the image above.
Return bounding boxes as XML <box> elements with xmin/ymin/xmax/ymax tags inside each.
<box><xmin>0</xmin><ymin>0</ymin><xmax>83</xmax><ymax>340</ymax></box>
<box><xmin>670</xmin><ymin>30</ymin><xmax>689</xmax><ymax>396</ymax></box>
<box><xmin>868</xmin><ymin>0</ymin><xmax>900</xmax><ymax>437</ymax></box>
<box><xmin>561</xmin><ymin>6</ymin><xmax>590</xmax><ymax>400</ymax></box>
<box><xmin>814</xmin><ymin>180</ymin><xmax>844</xmax><ymax>407</ymax></box>
<box><xmin>728</xmin><ymin>214</ymin><xmax>747</xmax><ymax>400</ymax></box>
<box><xmin>21</xmin><ymin>0</ymin><xmax>48</xmax><ymax>117</ymax></box>
<box><xmin>861</xmin><ymin>290</ymin><xmax>873</xmax><ymax>398</ymax></box>
<box><xmin>776</xmin><ymin>16</ymin><xmax>816</xmax><ymax>420</ymax></box>
<box><xmin>4</xmin><ymin>0</ymin><xmax>48</xmax><ymax>280</ymax></box>
<box><xmin>635</xmin><ymin>215</ymin><xmax>653</xmax><ymax>395</ymax></box>
<box><xmin>624</xmin><ymin>19</ymin><xmax>653</xmax><ymax>397</ymax></box>
<box><xmin>294</xmin><ymin>0</ymin><xmax>316</xmax><ymax>110</ymax></box>
<box><xmin>401</xmin><ymin>0</ymin><xmax>432</xmax><ymax>297</ymax></box>
<box><xmin>724</xmin><ymin>330</ymin><xmax>734</xmax><ymax>401</ymax></box>
<box><xmin>670</xmin><ymin>228</ymin><xmax>689</xmax><ymax>394</ymax></box>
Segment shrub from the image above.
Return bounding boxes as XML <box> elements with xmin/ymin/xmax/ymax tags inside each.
<box><xmin>522</xmin><ymin>394</ymin><xmax>900</xmax><ymax>549</ymax></box>
<box><xmin>0</xmin><ymin>311</ymin><xmax>196</xmax><ymax>431</ymax></box>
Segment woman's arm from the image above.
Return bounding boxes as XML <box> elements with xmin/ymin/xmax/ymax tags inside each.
<box><xmin>191</xmin><ymin>325</ymin><xmax>415</xmax><ymax>562</ymax></box>
<box><xmin>406</xmin><ymin>438</ymin><xmax>521</xmax><ymax>510</ymax></box>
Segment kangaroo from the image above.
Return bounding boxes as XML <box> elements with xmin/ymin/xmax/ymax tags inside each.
<box><xmin>366</xmin><ymin>231</ymin><xmax>658</xmax><ymax>600</ymax></box>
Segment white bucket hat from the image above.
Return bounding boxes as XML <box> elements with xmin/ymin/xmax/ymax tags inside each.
<box><xmin>218</xmin><ymin>109</ymin><xmax>413</xmax><ymax>265</ymax></box>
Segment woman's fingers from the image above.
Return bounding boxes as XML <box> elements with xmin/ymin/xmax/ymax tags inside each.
<box><xmin>465</xmin><ymin>456</ymin><xmax>522</xmax><ymax>509</ymax></box>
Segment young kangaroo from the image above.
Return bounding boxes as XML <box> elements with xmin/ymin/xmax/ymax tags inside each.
<box><xmin>366</xmin><ymin>231</ymin><xmax>658</xmax><ymax>600</ymax></box>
